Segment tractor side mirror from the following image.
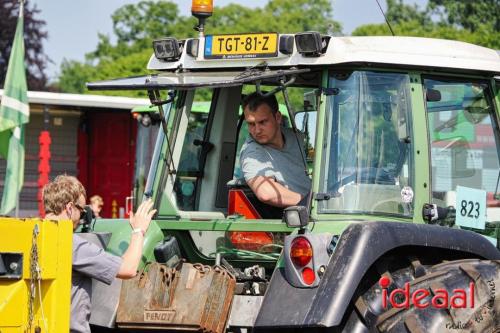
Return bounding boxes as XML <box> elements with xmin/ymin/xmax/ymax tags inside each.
<box><xmin>426</xmin><ymin>88</ymin><xmax>441</xmax><ymax>102</ymax></box>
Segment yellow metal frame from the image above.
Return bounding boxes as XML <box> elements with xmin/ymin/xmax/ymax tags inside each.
<box><xmin>0</xmin><ymin>218</ymin><xmax>72</xmax><ymax>332</ymax></box>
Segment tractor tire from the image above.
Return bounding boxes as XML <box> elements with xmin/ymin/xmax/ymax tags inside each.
<box><xmin>376</xmin><ymin>259</ymin><xmax>500</xmax><ymax>332</ymax></box>
<box><xmin>342</xmin><ymin>259</ymin><xmax>500</xmax><ymax>333</ymax></box>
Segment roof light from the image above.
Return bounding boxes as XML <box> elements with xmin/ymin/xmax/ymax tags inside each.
<box><xmin>290</xmin><ymin>237</ymin><xmax>313</xmax><ymax>267</ymax></box>
<box><xmin>153</xmin><ymin>38</ymin><xmax>181</xmax><ymax>61</ymax></box>
<box><xmin>186</xmin><ymin>39</ymin><xmax>199</xmax><ymax>57</ymax></box>
<box><xmin>279</xmin><ymin>35</ymin><xmax>294</xmax><ymax>55</ymax></box>
<box><xmin>295</xmin><ymin>32</ymin><xmax>323</xmax><ymax>56</ymax></box>
<box><xmin>191</xmin><ymin>0</ymin><xmax>213</xmax><ymax>18</ymax></box>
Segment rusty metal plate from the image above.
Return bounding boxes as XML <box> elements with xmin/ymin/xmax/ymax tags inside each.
<box><xmin>116</xmin><ymin>262</ymin><xmax>235</xmax><ymax>333</ymax></box>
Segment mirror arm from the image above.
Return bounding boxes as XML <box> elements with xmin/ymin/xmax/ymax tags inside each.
<box><xmin>147</xmin><ymin>89</ymin><xmax>177</xmax><ymax>175</ymax></box>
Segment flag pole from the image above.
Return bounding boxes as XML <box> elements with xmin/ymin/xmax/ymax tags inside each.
<box><xmin>15</xmin><ymin>133</ymin><xmax>19</xmax><ymax>217</ymax></box>
<box><xmin>14</xmin><ymin>0</ymin><xmax>24</xmax><ymax>217</ymax></box>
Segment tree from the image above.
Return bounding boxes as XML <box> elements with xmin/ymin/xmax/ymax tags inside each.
<box><xmin>0</xmin><ymin>0</ymin><xmax>49</xmax><ymax>91</ymax></box>
<box><xmin>385</xmin><ymin>0</ymin><xmax>428</xmax><ymax>25</ymax></box>
<box><xmin>352</xmin><ymin>0</ymin><xmax>499</xmax><ymax>50</ymax></box>
<box><xmin>57</xmin><ymin>0</ymin><xmax>341</xmax><ymax>96</ymax></box>
<box><xmin>428</xmin><ymin>0</ymin><xmax>500</xmax><ymax>33</ymax></box>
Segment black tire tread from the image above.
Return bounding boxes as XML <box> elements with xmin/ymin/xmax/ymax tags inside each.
<box><xmin>376</xmin><ymin>259</ymin><xmax>500</xmax><ymax>333</ymax></box>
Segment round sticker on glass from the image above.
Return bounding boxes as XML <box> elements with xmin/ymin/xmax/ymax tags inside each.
<box><xmin>401</xmin><ymin>186</ymin><xmax>414</xmax><ymax>204</ymax></box>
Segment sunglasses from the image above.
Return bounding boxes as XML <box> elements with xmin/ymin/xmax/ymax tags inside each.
<box><xmin>74</xmin><ymin>203</ymin><xmax>87</xmax><ymax>220</ymax></box>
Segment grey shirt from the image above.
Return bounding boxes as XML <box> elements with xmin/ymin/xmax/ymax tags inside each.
<box><xmin>71</xmin><ymin>234</ymin><xmax>122</xmax><ymax>333</ymax></box>
<box><xmin>240</xmin><ymin>127</ymin><xmax>312</xmax><ymax>197</ymax></box>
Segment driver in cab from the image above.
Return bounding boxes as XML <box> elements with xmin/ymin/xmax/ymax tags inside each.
<box><xmin>240</xmin><ymin>92</ymin><xmax>311</xmax><ymax>208</ymax></box>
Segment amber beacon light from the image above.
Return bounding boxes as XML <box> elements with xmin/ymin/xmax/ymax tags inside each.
<box><xmin>191</xmin><ymin>0</ymin><xmax>213</xmax><ymax>18</ymax></box>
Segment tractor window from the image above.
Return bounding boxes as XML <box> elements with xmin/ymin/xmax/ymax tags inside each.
<box><xmin>133</xmin><ymin>113</ymin><xmax>160</xmax><ymax>211</ymax></box>
<box><xmin>174</xmin><ymin>90</ymin><xmax>213</xmax><ymax>211</ymax></box>
<box><xmin>424</xmin><ymin>78</ymin><xmax>500</xmax><ymax>222</ymax></box>
<box><xmin>319</xmin><ymin>71</ymin><xmax>414</xmax><ymax>216</ymax></box>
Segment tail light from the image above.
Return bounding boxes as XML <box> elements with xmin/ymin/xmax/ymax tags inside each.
<box><xmin>284</xmin><ymin>234</ymin><xmax>332</xmax><ymax>288</ymax></box>
<box><xmin>290</xmin><ymin>237</ymin><xmax>313</xmax><ymax>267</ymax></box>
<box><xmin>301</xmin><ymin>267</ymin><xmax>315</xmax><ymax>285</ymax></box>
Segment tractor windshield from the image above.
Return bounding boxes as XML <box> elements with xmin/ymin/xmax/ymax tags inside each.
<box><xmin>319</xmin><ymin>71</ymin><xmax>414</xmax><ymax>217</ymax></box>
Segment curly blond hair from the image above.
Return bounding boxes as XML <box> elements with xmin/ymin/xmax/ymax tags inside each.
<box><xmin>90</xmin><ymin>195</ymin><xmax>103</xmax><ymax>206</ymax></box>
<box><xmin>43</xmin><ymin>175</ymin><xmax>86</xmax><ymax>215</ymax></box>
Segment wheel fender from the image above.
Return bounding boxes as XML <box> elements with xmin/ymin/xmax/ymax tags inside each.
<box><xmin>255</xmin><ymin>221</ymin><xmax>500</xmax><ymax>329</ymax></box>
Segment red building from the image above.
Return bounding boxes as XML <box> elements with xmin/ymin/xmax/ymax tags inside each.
<box><xmin>0</xmin><ymin>90</ymin><xmax>149</xmax><ymax>218</ymax></box>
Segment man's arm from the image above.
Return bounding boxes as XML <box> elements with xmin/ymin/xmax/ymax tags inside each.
<box><xmin>247</xmin><ymin>176</ymin><xmax>302</xmax><ymax>208</ymax></box>
<box><xmin>117</xmin><ymin>199</ymin><xmax>156</xmax><ymax>279</ymax></box>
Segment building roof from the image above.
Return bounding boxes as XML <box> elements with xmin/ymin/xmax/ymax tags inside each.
<box><xmin>148</xmin><ymin>35</ymin><xmax>500</xmax><ymax>75</ymax></box>
<box><xmin>0</xmin><ymin>90</ymin><xmax>149</xmax><ymax>109</ymax></box>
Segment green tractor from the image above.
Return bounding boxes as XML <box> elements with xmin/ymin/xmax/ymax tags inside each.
<box><xmin>84</xmin><ymin>12</ymin><xmax>500</xmax><ymax>333</ymax></box>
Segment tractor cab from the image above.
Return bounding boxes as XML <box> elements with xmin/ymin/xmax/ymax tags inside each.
<box><xmin>88</xmin><ymin>28</ymin><xmax>500</xmax><ymax>253</ymax></box>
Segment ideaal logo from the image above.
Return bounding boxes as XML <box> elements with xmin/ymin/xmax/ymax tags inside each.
<box><xmin>379</xmin><ymin>276</ymin><xmax>475</xmax><ymax>309</ymax></box>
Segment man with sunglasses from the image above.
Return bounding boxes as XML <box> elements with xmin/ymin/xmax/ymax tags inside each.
<box><xmin>43</xmin><ymin>175</ymin><xmax>156</xmax><ymax>333</ymax></box>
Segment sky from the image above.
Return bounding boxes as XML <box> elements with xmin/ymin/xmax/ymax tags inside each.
<box><xmin>34</xmin><ymin>0</ymin><xmax>427</xmax><ymax>82</ymax></box>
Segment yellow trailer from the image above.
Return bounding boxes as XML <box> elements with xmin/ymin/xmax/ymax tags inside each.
<box><xmin>0</xmin><ymin>218</ymin><xmax>72</xmax><ymax>332</ymax></box>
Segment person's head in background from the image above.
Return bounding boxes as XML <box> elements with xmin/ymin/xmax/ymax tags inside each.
<box><xmin>43</xmin><ymin>175</ymin><xmax>86</xmax><ymax>230</ymax></box>
<box><xmin>90</xmin><ymin>195</ymin><xmax>104</xmax><ymax>218</ymax></box>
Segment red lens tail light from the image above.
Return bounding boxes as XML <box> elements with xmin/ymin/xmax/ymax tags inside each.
<box><xmin>301</xmin><ymin>267</ymin><xmax>315</xmax><ymax>285</ymax></box>
<box><xmin>290</xmin><ymin>237</ymin><xmax>313</xmax><ymax>267</ymax></box>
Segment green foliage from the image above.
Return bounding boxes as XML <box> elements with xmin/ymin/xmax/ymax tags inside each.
<box><xmin>58</xmin><ymin>0</ymin><xmax>500</xmax><ymax>96</ymax></box>
<box><xmin>58</xmin><ymin>60</ymin><xmax>95</xmax><ymax>94</ymax></box>
<box><xmin>111</xmin><ymin>1</ymin><xmax>180</xmax><ymax>43</ymax></box>
<box><xmin>57</xmin><ymin>0</ymin><xmax>339</xmax><ymax>95</ymax></box>
<box><xmin>353</xmin><ymin>0</ymin><xmax>500</xmax><ymax>50</ymax></box>
<box><xmin>428</xmin><ymin>0</ymin><xmax>500</xmax><ymax>32</ymax></box>
<box><xmin>1</xmin><ymin>0</ymin><xmax>49</xmax><ymax>90</ymax></box>
<box><xmin>259</xmin><ymin>0</ymin><xmax>340</xmax><ymax>34</ymax></box>
<box><xmin>385</xmin><ymin>0</ymin><xmax>428</xmax><ymax>25</ymax></box>
<box><xmin>60</xmin><ymin>49</ymin><xmax>153</xmax><ymax>97</ymax></box>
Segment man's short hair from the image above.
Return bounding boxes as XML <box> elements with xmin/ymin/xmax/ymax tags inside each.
<box><xmin>43</xmin><ymin>175</ymin><xmax>86</xmax><ymax>215</ymax></box>
<box><xmin>242</xmin><ymin>92</ymin><xmax>279</xmax><ymax>115</ymax></box>
<box><xmin>90</xmin><ymin>195</ymin><xmax>103</xmax><ymax>206</ymax></box>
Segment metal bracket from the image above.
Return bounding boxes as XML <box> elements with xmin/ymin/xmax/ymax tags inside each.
<box><xmin>314</xmin><ymin>193</ymin><xmax>331</xmax><ymax>201</ymax></box>
<box><xmin>255</xmin><ymin>75</ymin><xmax>297</xmax><ymax>97</ymax></box>
<box><xmin>321</xmin><ymin>87</ymin><xmax>340</xmax><ymax>96</ymax></box>
<box><xmin>147</xmin><ymin>89</ymin><xmax>175</xmax><ymax>107</ymax></box>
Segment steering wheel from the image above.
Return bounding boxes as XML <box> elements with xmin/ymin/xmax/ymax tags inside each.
<box><xmin>330</xmin><ymin>167</ymin><xmax>396</xmax><ymax>194</ymax></box>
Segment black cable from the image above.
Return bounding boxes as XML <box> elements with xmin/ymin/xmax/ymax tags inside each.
<box><xmin>375</xmin><ymin>0</ymin><xmax>395</xmax><ymax>36</ymax></box>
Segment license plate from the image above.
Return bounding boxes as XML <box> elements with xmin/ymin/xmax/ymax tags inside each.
<box><xmin>204</xmin><ymin>33</ymin><xmax>278</xmax><ymax>59</ymax></box>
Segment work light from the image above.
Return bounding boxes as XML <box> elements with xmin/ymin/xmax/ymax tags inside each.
<box><xmin>153</xmin><ymin>38</ymin><xmax>181</xmax><ymax>61</ymax></box>
<box><xmin>295</xmin><ymin>32</ymin><xmax>324</xmax><ymax>56</ymax></box>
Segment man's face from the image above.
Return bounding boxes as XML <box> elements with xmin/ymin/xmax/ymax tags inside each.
<box><xmin>91</xmin><ymin>202</ymin><xmax>102</xmax><ymax>216</ymax></box>
<box><xmin>68</xmin><ymin>194</ymin><xmax>86</xmax><ymax>230</ymax></box>
<box><xmin>244</xmin><ymin>103</ymin><xmax>282</xmax><ymax>146</ymax></box>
